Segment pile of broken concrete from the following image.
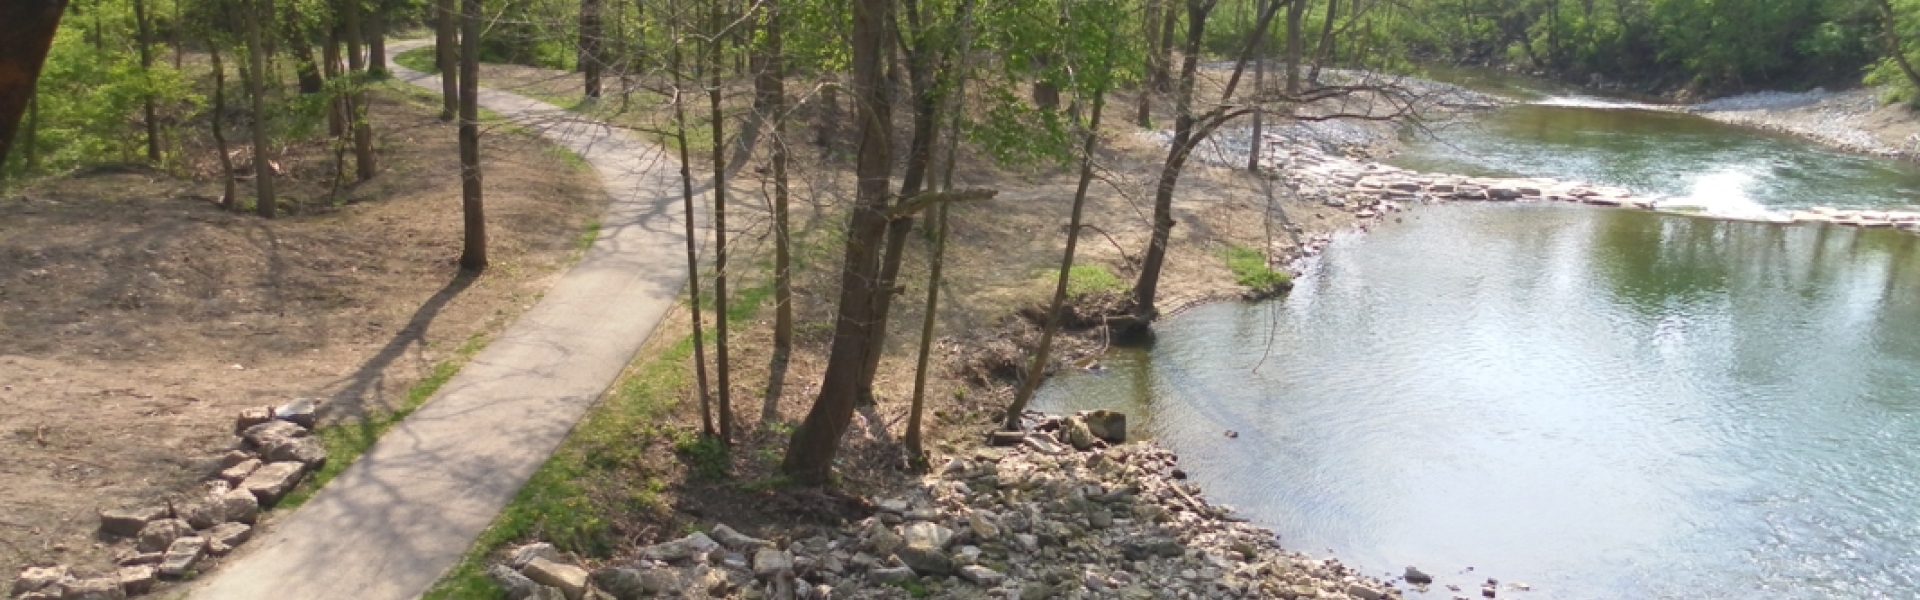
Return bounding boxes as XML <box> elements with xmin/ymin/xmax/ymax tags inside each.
<box><xmin>483</xmin><ymin>411</ymin><xmax>1403</xmax><ymax>600</ymax></box>
<box><xmin>8</xmin><ymin>400</ymin><xmax>327</xmax><ymax>599</ymax></box>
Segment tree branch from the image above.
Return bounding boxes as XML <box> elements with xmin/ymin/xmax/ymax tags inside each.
<box><xmin>886</xmin><ymin>188</ymin><xmax>997</xmax><ymax>219</ymax></box>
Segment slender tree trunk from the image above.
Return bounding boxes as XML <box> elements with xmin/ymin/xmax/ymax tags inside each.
<box><xmin>325</xmin><ymin>28</ymin><xmax>345</xmax><ymax>137</ymax></box>
<box><xmin>133</xmin><ymin>0</ymin><xmax>162</xmax><ymax>164</ymax></box>
<box><xmin>671</xmin><ymin>45</ymin><xmax>716</xmax><ymax>437</ymax></box>
<box><xmin>1007</xmin><ymin>74</ymin><xmax>1109</xmax><ymax>431</ymax></box>
<box><xmin>580</xmin><ymin>0</ymin><xmax>603</xmax><ymax>97</ymax></box>
<box><xmin>436</xmin><ymin>0</ymin><xmax>458</xmax><ymax>120</ymax></box>
<box><xmin>861</xmin><ymin>0</ymin><xmax>949</xmax><ymax>407</ymax></box>
<box><xmin>344</xmin><ymin>0</ymin><xmax>376</xmax><ymax>181</ymax></box>
<box><xmin>1284</xmin><ymin>0</ymin><xmax>1305</xmax><ymax>94</ymax></box>
<box><xmin>1878</xmin><ymin>0</ymin><xmax>1920</xmax><ymax>93</ymax></box>
<box><xmin>1247</xmin><ymin>40</ymin><xmax>1263</xmax><ymax>171</ymax></box>
<box><xmin>1132</xmin><ymin>0</ymin><xmax>1214</xmax><ymax>319</ymax></box>
<box><xmin>1307</xmin><ymin>0</ymin><xmax>1337</xmax><ymax>83</ymax></box>
<box><xmin>172</xmin><ymin>0</ymin><xmax>183</xmax><ymax>69</ymax></box>
<box><xmin>708</xmin><ymin>3</ymin><xmax>734</xmax><ymax>444</ymax></box>
<box><xmin>290</xmin><ymin>20</ymin><xmax>326</xmax><ymax>95</ymax></box>
<box><xmin>907</xmin><ymin>6</ymin><xmax>977</xmax><ymax>459</ymax></box>
<box><xmin>1137</xmin><ymin>0</ymin><xmax>1163</xmax><ymax>126</ymax></box>
<box><xmin>23</xmin><ymin>90</ymin><xmax>39</xmax><ymax>174</ymax></box>
<box><xmin>783</xmin><ymin>0</ymin><xmax>895</xmax><ymax>485</ymax></box>
<box><xmin>757</xmin><ymin>0</ymin><xmax>794</xmax><ymax>393</ymax></box>
<box><xmin>243</xmin><ymin>0</ymin><xmax>275</xmax><ymax>219</ymax></box>
<box><xmin>457</xmin><ymin>0</ymin><xmax>486</xmax><ymax>271</ymax></box>
<box><xmin>368</xmin><ymin>0</ymin><xmax>388</xmax><ymax>76</ymax></box>
<box><xmin>815</xmin><ymin>79</ymin><xmax>837</xmax><ymax>148</ymax></box>
<box><xmin>212</xmin><ymin>45</ymin><xmax>238</xmax><ymax>211</ymax></box>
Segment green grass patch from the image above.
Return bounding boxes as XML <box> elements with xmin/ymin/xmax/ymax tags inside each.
<box><xmin>1064</xmin><ymin>264</ymin><xmax>1125</xmax><ymax>297</ymax></box>
<box><xmin>394</xmin><ymin>46</ymin><xmax>437</xmax><ymax>73</ymax></box>
<box><xmin>276</xmin><ymin>333</ymin><xmax>488</xmax><ymax>510</ymax></box>
<box><xmin>1224</xmin><ymin>244</ymin><xmax>1292</xmax><ymax>291</ymax></box>
<box><xmin>573</xmin><ymin>219</ymin><xmax>601</xmax><ymax>254</ymax></box>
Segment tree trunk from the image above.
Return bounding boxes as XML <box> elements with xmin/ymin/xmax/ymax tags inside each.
<box><xmin>325</xmin><ymin>28</ymin><xmax>345</xmax><ymax>137</ymax></box>
<box><xmin>0</xmin><ymin>0</ymin><xmax>65</xmax><ymax>170</ymax></box>
<box><xmin>757</xmin><ymin>0</ymin><xmax>794</xmax><ymax>397</ymax></box>
<box><xmin>783</xmin><ymin>0</ymin><xmax>894</xmax><ymax>485</ymax></box>
<box><xmin>344</xmin><ymin>0</ymin><xmax>376</xmax><ymax>181</ymax></box>
<box><xmin>243</xmin><ymin>0</ymin><xmax>276</xmax><ymax>219</ymax></box>
<box><xmin>815</xmin><ymin>79</ymin><xmax>837</xmax><ymax>148</ymax></box>
<box><xmin>133</xmin><ymin>0</ymin><xmax>162</xmax><ymax>164</ymax></box>
<box><xmin>1007</xmin><ymin>72</ymin><xmax>1109</xmax><ymax>431</ymax></box>
<box><xmin>1132</xmin><ymin>0</ymin><xmax>1214</xmax><ymax>320</ymax></box>
<box><xmin>708</xmin><ymin>2</ymin><xmax>734</xmax><ymax>444</ymax></box>
<box><xmin>368</xmin><ymin>0</ymin><xmax>388</xmax><ymax>76</ymax></box>
<box><xmin>457</xmin><ymin>0</ymin><xmax>486</xmax><ymax>271</ymax></box>
<box><xmin>1284</xmin><ymin>0</ymin><xmax>1305</xmax><ymax>94</ymax></box>
<box><xmin>580</xmin><ymin>0</ymin><xmax>603</xmax><ymax>97</ymax></box>
<box><xmin>22</xmin><ymin>90</ymin><xmax>38</xmax><ymax>174</ymax></box>
<box><xmin>861</xmin><ymin>0</ymin><xmax>949</xmax><ymax>407</ymax></box>
<box><xmin>1247</xmin><ymin>44</ymin><xmax>1263</xmax><ymax>171</ymax></box>
<box><xmin>672</xmin><ymin>44</ymin><xmax>716</xmax><ymax>437</ymax></box>
<box><xmin>290</xmin><ymin>20</ymin><xmax>326</xmax><ymax>95</ymax></box>
<box><xmin>1137</xmin><ymin>0</ymin><xmax>1163</xmax><ymax>126</ymax></box>
<box><xmin>1878</xmin><ymin>0</ymin><xmax>1920</xmax><ymax>93</ymax></box>
<box><xmin>212</xmin><ymin>45</ymin><xmax>238</xmax><ymax>211</ymax></box>
<box><xmin>436</xmin><ymin>0</ymin><xmax>458</xmax><ymax>120</ymax></box>
<box><xmin>1307</xmin><ymin>0</ymin><xmax>1337</xmax><ymax>83</ymax></box>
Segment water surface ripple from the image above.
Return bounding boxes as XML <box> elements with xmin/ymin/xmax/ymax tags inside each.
<box><xmin>1036</xmin><ymin>204</ymin><xmax>1920</xmax><ymax>599</ymax></box>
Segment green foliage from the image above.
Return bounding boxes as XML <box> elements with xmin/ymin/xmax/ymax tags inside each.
<box><xmin>20</xmin><ymin>19</ymin><xmax>202</xmax><ymax>176</ymax></box>
<box><xmin>1224</xmin><ymin>245</ymin><xmax>1291</xmax><ymax>291</ymax></box>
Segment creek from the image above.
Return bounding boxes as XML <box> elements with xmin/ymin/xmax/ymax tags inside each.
<box><xmin>1037</xmin><ymin>76</ymin><xmax>1920</xmax><ymax>599</ymax></box>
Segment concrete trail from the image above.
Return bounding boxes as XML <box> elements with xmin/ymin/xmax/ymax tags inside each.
<box><xmin>192</xmin><ymin>39</ymin><xmax>688</xmax><ymax>600</ymax></box>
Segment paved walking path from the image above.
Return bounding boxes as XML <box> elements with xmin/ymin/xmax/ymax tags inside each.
<box><xmin>193</xmin><ymin>40</ymin><xmax>689</xmax><ymax>600</ymax></box>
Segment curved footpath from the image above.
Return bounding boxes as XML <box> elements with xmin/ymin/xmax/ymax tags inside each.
<box><xmin>190</xmin><ymin>39</ymin><xmax>690</xmax><ymax>600</ymax></box>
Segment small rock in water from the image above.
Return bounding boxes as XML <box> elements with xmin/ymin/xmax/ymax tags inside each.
<box><xmin>1405</xmin><ymin>566</ymin><xmax>1434</xmax><ymax>585</ymax></box>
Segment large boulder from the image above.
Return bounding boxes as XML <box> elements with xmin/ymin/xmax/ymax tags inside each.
<box><xmin>239</xmin><ymin>461</ymin><xmax>306</xmax><ymax>504</ymax></box>
<box><xmin>98</xmin><ymin>506</ymin><xmax>168</xmax><ymax>538</ymax></box>
<box><xmin>135</xmin><ymin>519</ymin><xmax>192</xmax><ymax>553</ymax></box>
<box><xmin>520</xmin><ymin>557</ymin><xmax>588</xmax><ymax>600</ymax></box>
<box><xmin>1078</xmin><ymin>410</ymin><xmax>1127</xmax><ymax>443</ymax></box>
<box><xmin>158</xmin><ymin>536</ymin><xmax>207</xmax><ymax>578</ymax></box>
<box><xmin>11</xmin><ymin>565</ymin><xmax>69</xmax><ymax>597</ymax></box>
<box><xmin>637</xmin><ymin>532</ymin><xmax>719</xmax><ymax>563</ymax></box>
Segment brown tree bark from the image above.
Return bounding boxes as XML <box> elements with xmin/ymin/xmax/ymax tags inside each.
<box><xmin>708</xmin><ymin>0</ymin><xmax>734</xmax><ymax>444</ymax></box>
<box><xmin>1136</xmin><ymin>0</ymin><xmax>1163</xmax><ymax>126</ymax></box>
<box><xmin>457</xmin><ymin>0</ymin><xmax>485</xmax><ymax>271</ymax></box>
<box><xmin>344</xmin><ymin>0</ymin><xmax>376</xmax><ymax>181</ymax></box>
<box><xmin>1007</xmin><ymin>72</ymin><xmax>1110</xmax><ymax>431</ymax></box>
<box><xmin>1284</xmin><ymin>0</ymin><xmax>1305</xmax><ymax>94</ymax></box>
<box><xmin>368</xmin><ymin>0</ymin><xmax>388</xmax><ymax>76</ymax></box>
<box><xmin>671</xmin><ymin>44</ymin><xmax>715</xmax><ymax>437</ymax></box>
<box><xmin>755</xmin><ymin>0</ymin><xmax>794</xmax><ymax>402</ymax></box>
<box><xmin>243</xmin><ymin>0</ymin><xmax>276</xmax><ymax>218</ymax></box>
<box><xmin>289</xmin><ymin>19</ymin><xmax>326</xmax><ymax>95</ymax></box>
<box><xmin>580</xmin><ymin>0</ymin><xmax>603</xmax><ymax>97</ymax></box>
<box><xmin>0</xmin><ymin>0</ymin><xmax>65</xmax><ymax>168</ymax></box>
<box><xmin>1307</xmin><ymin>0</ymin><xmax>1337</xmax><ymax>83</ymax></box>
<box><xmin>133</xmin><ymin>0</ymin><xmax>162</xmax><ymax>163</ymax></box>
<box><xmin>212</xmin><ymin>45</ymin><xmax>239</xmax><ymax>211</ymax></box>
<box><xmin>436</xmin><ymin>0</ymin><xmax>458</xmax><ymax>120</ymax></box>
<box><xmin>783</xmin><ymin>0</ymin><xmax>895</xmax><ymax>485</ymax></box>
<box><xmin>325</xmin><ymin>28</ymin><xmax>344</xmax><ymax>136</ymax></box>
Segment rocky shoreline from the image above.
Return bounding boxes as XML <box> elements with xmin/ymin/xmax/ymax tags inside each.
<box><xmin>475</xmin><ymin>411</ymin><xmax>1436</xmax><ymax>600</ymax></box>
<box><xmin>1686</xmin><ymin>87</ymin><xmax>1917</xmax><ymax>160</ymax></box>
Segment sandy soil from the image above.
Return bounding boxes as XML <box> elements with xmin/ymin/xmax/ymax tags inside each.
<box><xmin>0</xmin><ymin>87</ymin><xmax>603</xmax><ymax>582</ymax></box>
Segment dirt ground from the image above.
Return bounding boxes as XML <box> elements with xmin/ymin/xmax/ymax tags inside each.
<box><xmin>0</xmin><ymin>86</ymin><xmax>604</xmax><ymax>582</ymax></box>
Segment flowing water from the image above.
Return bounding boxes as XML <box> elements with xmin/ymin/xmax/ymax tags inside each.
<box><xmin>1036</xmin><ymin>81</ymin><xmax>1920</xmax><ymax>599</ymax></box>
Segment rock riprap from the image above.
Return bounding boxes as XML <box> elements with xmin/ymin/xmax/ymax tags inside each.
<box><xmin>480</xmin><ymin>412</ymin><xmax>1404</xmax><ymax>599</ymax></box>
<box><xmin>16</xmin><ymin>402</ymin><xmax>330</xmax><ymax>598</ymax></box>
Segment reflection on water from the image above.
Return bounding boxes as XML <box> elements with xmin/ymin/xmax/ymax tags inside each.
<box><xmin>1035</xmin><ymin>204</ymin><xmax>1920</xmax><ymax>599</ymax></box>
<box><xmin>1389</xmin><ymin>104</ymin><xmax>1920</xmax><ymax>214</ymax></box>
